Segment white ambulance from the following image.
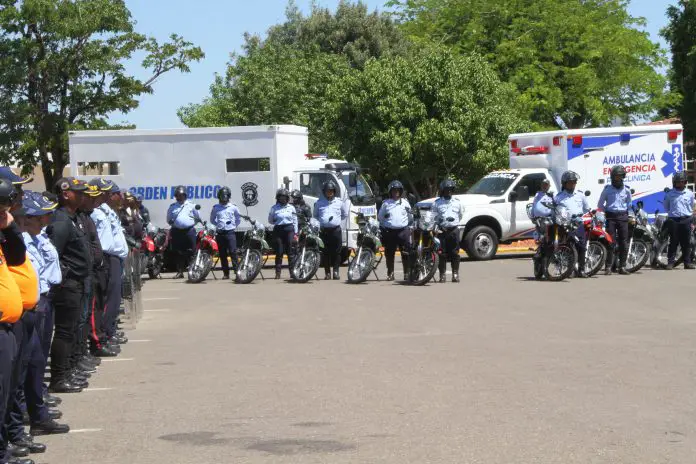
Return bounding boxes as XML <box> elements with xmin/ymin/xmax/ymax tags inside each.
<box><xmin>417</xmin><ymin>124</ymin><xmax>685</xmax><ymax>260</ymax></box>
<box><xmin>68</xmin><ymin>125</ymin><xmax>377</xmax><ymax>253</ymax></box>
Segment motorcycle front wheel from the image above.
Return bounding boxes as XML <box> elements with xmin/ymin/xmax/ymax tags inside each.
<box><xmin>347</xmin><ymin>247</ymin><xmax>375</xmax><ymax>284</ymax></box>
<box><xmin>236</xmin><ymin>248</ymin><xmax>263</xmax><ymax>284</ymax></box>
<box><xmin>654</xmin><ymin>240</ymin><xmax>683</xmax><ymax>269</ymax></box>
<box><xmin>187</xmin><ymin>250</ymin><xmax>212</xmax><ymax>283</ymax></box>
<box><xmin>625</xmin><ymin>239</ymin><xmax>649</xmax><ymax>273</ymax></box>
<box><xmin>290</xmin><ymin>248</ymin><xmax>320</xmax><ymax>283</ymax></box>
<box><xmin>407</xmin><ymin>249</ymin><xmax>439</xmax><ymax>286</ymax></box>
<box><xmin>545</xmin><ymin>245</ymin><xmax>576</xmax><ymax>281</ymax></box>
<box><xmin>584</xmin><ymin>241</ymin><xmax>607</xmax><ymax>277</ymax></box>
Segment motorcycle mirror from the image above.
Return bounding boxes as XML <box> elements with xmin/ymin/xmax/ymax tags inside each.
<box><xmin>584</xmin><ymin>190</ymin><xmax>591</xmax><ymax>196</ymax></box>
<box><xmin>664</xmin><ymin>187</ymin><xmax>670</xmax><ymax>193</ymax></box>
<box><xmin>195</xmin><ymin>204</ymin><xmax>201</xmax><ymax>210</ymax></box>
<box><xmin>329</xmin><ymin>216</ymin><xmax>334</xmax><ymax>221</ymax></box>
<box><xmin>636</xmin><ymin>200</ymin><xmax>644</xmax><ymax>209</ymax></box>
<box><xmin>630</xmin><ymin>189</ymin><xmax>635</xmax><ymax>194</ymax></box>
<box><xmin>546</xmin><ymin>192</ymin><xmax>554</xmax><ymax>198</ymax></box>
<box><xmin>407</xmin><ymin>193</ymin><xmax>417</xmax><ymax>205</ymax></box>
<box><xmin>447</xmin><ymin>217</ymin><xmax>455</xmax><ymax>221</ymax></box>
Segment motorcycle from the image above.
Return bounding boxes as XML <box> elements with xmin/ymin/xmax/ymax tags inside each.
<box><xmin>528</xmin><ymin>192</ymin><xmax>586</xmax><ymax>281</ymax></box>
<box><xmin>406</xmin><ymin>205</ymin><xmax>440</xmax><ymax>286</ymax></box>
<box><xmin>236</xmin><ymin>215</ymin><xmax>271</xmax><ymax>284</ymax></box>
<box><xmin>653</xmin><ymin>214</ymin><xmax>696</xmax><ymax>268</ymax></box>
<box><xmin>347</xmin><ymin>212</ymin><xmax>382</xmax><ymax>283</ymax></box>
<box><xmin>187</xmin><ymin>216</ymin><xmax>218</xmax><ymax>283</ymax></box>
<box><xmin>581</xmin><ymin>210</ymin><xmax>610</xmax><ymax>277</ymax></box>
<box><xmin>620</xmin><ymin>202</ymin><xmax>651</xmax><ymax>273</ymax></box>
<box><xmin>141</xmin><ymin>223</ymin><xmax>167</xmax><ymax>279</ymax></box>
<box><xmin>290</xmin><ymin>218</ymin><xmax>324</xmax><ymax>283</ymax></box>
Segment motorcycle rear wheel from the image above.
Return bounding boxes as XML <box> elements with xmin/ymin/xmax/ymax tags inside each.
<box><xmin>187</xmin><ymin>251</ymin><xmax>212</xmax><ymax>283</ymax></box>
<box><xmin>545</xmin><ymin>245</ymin><xmax>576</xmax><ymax>281</ymax></box>
<box><xmin>290</xmin><ymin>248</ymin><xmax>320</xmax><ymax>283</ymax></box>
<box><xmin>347</xmin><ymin>248</ymin><xmax>375</xmax><ymax>284</ymax></box>
<box><xmin>584</xmin><ymin>241</ymin><xmax>606</xmax><ymax>277</ymax></box>
<box><xmin>408</xmin><ymin>249</ymin><xmax>439</xmax><ymax>286</ymax></box>
<box><xmin>625</xmin><ymin>239</ymin><xmax>649</xmax><ymax>273</ymax></box>
<box><xmin>236</xmin><ymin>248</ymin><xmax>263</xmax><ymax>284</ymax></box>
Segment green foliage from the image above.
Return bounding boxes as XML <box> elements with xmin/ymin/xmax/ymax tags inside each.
<box><xmin>0</xmin><ymin>0</ymin><xmax>203</xmax><ymax>187</ymax></box>
<box><xmin>324</xmin><ymin>47</ymin><xmax>528</xmax><ymax>197</ymax></box>
<box><xmin>662</xmin><ymin>0</ymin><xmax>696</xmax><ymax>144</ymax></box>
<box><xmin>389</xmin><ymin>0</ymin><xmax>666</xmax><ymax>129</ymax></box>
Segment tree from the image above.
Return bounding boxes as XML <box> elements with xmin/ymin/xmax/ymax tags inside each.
<box><xmin>0</xmin><ymin>0</ymin><xmax>204</xmax><ymax>187</ymax></box>
<box><xmin>389</xmin><ymin>0</ymin><xmax>666</xmax><ymax>129</ymax></box>
<box><xmin>662</xmin><ymin>0</ymin><xmax>696</xmax><ymax>145</ymax></box>
<box><xmin>324</xmin><ymin>47</ymin><xmax>529</xmax><ymax>197</ymax></box>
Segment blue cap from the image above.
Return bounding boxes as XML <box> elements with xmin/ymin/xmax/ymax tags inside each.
<box><xmin>89</xmin><ymin>178</ymin><xmax>120</xmax><ymax>193</ymax></box>
<box><xmin>29</xmin><ymin>191</ymin><xmax>58</xmax><ymax>211</ymax></box>
<box><xmin>22</xmin><ymin>193</ymin><xmax>56</xmax><ymax>216</ymax></box>
<box><xmin>0</xmin><ymin>166</ymin><xmax>32</xmax><ymax>185</ymax></box>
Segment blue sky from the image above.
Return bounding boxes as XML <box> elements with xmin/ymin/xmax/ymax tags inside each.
<box><xmin>110</xmin><ymin>0</ymin><xmax>676</xmax><ymax>129</ymax></box>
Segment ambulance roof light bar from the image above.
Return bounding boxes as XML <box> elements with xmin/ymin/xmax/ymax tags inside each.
<box><xmin>304</xmin><ymin>153</ymin><xmax>329</xmax><ymax>160</ymax></box>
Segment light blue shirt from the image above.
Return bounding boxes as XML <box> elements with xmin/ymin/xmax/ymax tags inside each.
<box><xmin>378</xmin><ymin>198</ymin><xmax>412</xmax><ymax>229</ymax></box>
<box><xmin>100</xmin><ymin>203</ymin><xmax>128</xmax><ymax>259</ymax></box>
<box><xmin>38</xmin><ymin>229</ymin><xmax>62</xmax><ymax>288</ymax></box>
<box><xmin>23</xmin><ymin>232</ymin><xmax>47</xmax><ymax>295</ymax></box>
<box><xmin>210</xmin><ymin>203</ymin><xmax>241</xmax><ymax>232</ymax></box>
<box><xmin>532</xmin><ymin>191</ymin><xmax>553</xmax><ymax>218</ymax></box>
<box><xmin>664</xmin><ymin>188</ymin><xmax>695</xmax><ymax>218</ymax></box>
<box><xmin>598</xmin><ymin>184</ymin><xmax>632</xmax><ymax>213</ymax></box>
<box><xmin>91</xmin><ymin>206</ymin><xmax>117</xmax><ymax>255</ymax></box>
<box><xmin>554</xmin><ymin>190</ymin><xmax>590</xmax><ymax>217</ymax></box>
<box><xmin>167</xmin><ymin>200</ymin><xmax>201</xmax><ymax>229</ymax></box>
<box><xmin>268</xmin><ymin>203</ymin><xmax>298</xmax><ymax>234</ymax></box>
<box><xmin>432</xmin><ymin>197</ymin><xmax>463</xmax><ymax>229</ymax></box>
<box><xmin>313</xmin><ymin>197</ymin><xmax>348</xmax><ymax>228</ymax></box>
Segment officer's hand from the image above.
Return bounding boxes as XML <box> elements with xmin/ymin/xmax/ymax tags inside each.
<box><xmin>293</xmin><ymin>234</ymin><xmax>299</xmax><ymax>243</ymax></box>
<box><xmin>0</xmin><ymin>210</ymin><xmax>14</xmax><ymax>229</ymax></box>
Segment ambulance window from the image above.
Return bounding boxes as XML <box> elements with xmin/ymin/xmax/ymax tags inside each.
<box><xmin>77</xmin><ymin>162</ymin><xmax>120</xmax><ymax>176</ymax></box>
<box><xmin>300</xmin><ymin>173</ymin><xmax>330</xmax><ymax>198</ymax></box>
<box><xmin>226</xmin><ymin>158</ymin><xmax>270</xmax><ymax>173</ymax></box>
<box><xmin>517</xmin><ymin>173</ymin><xmax>548</xmax><ymax>196</ymax></box>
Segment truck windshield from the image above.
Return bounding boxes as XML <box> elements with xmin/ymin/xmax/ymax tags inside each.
<box><xmin>467</xmin><ymin>173</ymin><xmax>520</xmax><ymax>196</ymax></box>
<box><xmin>342</xmin><ymin>172</ymin><xmax>375</xmax><ymax>206</ymax></box>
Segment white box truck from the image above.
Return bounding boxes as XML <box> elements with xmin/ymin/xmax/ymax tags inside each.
<box><xmin>68</xmin><ymin>125</ymin><xmax>378</xmax><ymax>253</ymax></box>
<box><xmin>417</xmin><ymin>124</ymin><xmax>685</xmax><ymax>260</ymax></box>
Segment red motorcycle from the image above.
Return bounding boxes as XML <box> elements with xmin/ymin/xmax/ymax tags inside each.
<box><xmin>141</xmin><ymin>224</ymin><xmax>168</xmax><ymax>279</ymax></box>
<box><xmin>579</xmin><ymin>210</ymin><xmax>613</xmax><ymax>277</ymax></box>
<box><xmin>187</xmin><ymin>222</ymin><xmax>219</xmax><ymax>283</ymax></box>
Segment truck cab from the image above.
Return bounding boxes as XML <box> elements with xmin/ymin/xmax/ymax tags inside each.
<box><xmin>291</xmin><ymin>154</ymin><xmax>377</xmax><ymax>254</ymax></box>
<box><xmin>418</xmin><ymin>168</ymin><xmax>557</xmax><ymax>260</ymax></box>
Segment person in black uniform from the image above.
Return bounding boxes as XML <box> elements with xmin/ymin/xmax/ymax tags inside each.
<box><xmin>290</xmin><ymin>190</ymin><xmax>312</xmax><ymax>227</ymax></box>
<box><xmin>46</xmin><ymin>178</ymin><xmax>91</xmax><ymax>394</ymax></box>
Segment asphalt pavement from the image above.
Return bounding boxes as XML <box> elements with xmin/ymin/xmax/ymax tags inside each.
<box><xmin>37</xmin><ymin>256</ymin><xmax>696</xmax><ymax>464</ymax></box>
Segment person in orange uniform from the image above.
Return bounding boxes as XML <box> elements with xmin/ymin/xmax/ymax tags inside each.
<box><xmin>0</xmin><ymin>174</ymin><xmax>34</xmax><ymax>464</ymax></box>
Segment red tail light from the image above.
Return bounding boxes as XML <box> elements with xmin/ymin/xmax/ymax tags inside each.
<box><xmin>553</xmin><ymin>136</ymin><xmax>561</xmax><ymax>146</ymax></box>
<box><xmin>668</xmin><ymin>130</ymin><xmax>681</xmax><ymax>142</ymax></box>
<box><xmin>572</xmin><ymin>136</ymin><xmax>583</xmax><ymax>147</ymax></box>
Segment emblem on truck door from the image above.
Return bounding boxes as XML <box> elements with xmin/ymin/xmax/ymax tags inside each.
<box><xmin>241</xmin><ymin>182</ymin><xmax>259</xmax><ymax>207</ymax></box>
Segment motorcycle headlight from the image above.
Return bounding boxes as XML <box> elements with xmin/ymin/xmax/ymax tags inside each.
<box><xmin>594</xmin><ymin>211</ymin><xmax>606</xmax><ymax>227</ymax></box>
<box><xmin>554</xmin><ymin>206</ymin><xmax>571</xmax><ymax>226</ymax></box>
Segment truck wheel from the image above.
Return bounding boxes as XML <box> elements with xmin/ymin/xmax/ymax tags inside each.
<box><xmin>464</xmin><ymin>226</ymin><xmax>498</xmax><ymax>261</ymax></box>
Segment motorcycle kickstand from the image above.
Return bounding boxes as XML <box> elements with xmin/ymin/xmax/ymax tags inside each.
<box><xmin>210</xmin><ymin>257</ymin><xmax>219</xmax><ymax>280</ymax></box>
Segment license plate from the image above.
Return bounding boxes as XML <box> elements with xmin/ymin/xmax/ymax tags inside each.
<box><xmin>358</xmin><ymin>206</ymin><xmax>376</xmax><ymax>216</ymax></box>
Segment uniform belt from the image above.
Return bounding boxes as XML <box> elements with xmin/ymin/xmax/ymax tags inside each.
<box><xmin>320</xmin><ymin>225</ymin><xmax>340</xmax><ymax>230</ymax></box>
<box><xmin>173</xmin><ymin>226</ymin><xmax>193</xmax><ymax>231</ymax></box>
<box><xmin>383</xmin><ymin>226</ymin><xmax>407</xmax><ymax>231</ymax></box>
<box><xmin>216</xmin><ymin>229</ymin><xmax>235</xmax><ymax>235</ymax></box>
<box><xmin>669</xmin><ymin>216</ymin><xmax>692</xmax><ymax>220</ymax></box>
<box><xmin>0</xmin><ymin>323</ymin><xmax>13</xmax><ymax>331</ymax></box>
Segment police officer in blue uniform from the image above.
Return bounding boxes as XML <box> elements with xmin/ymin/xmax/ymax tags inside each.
<box><xmin>597</xmin><ymin>165</ymin><xmax>632</xmax><ymax>275</ymax></box>
<box><xmin>314</xmin><ymin>180</ymin><xmax>348</xmax><ymax>280</ymax></box>
<box><xmin>531</xmin><ymin>179</ymin><xmax>553</xmax><ymax>218</ymax></box>
<box><xmin>268</xmin><ymin>188</ymin><xmax>297</xmax><ymax>279</ymax></box>
<box><xmin>554</xmin><ymin>170</ymin><xmax>590</xmax><ymax>277</ymax></box>
<box><xmin>663</xmin><ymin>171</ymin><xmax>695</xmax><ymax>270</ymax></box>
<box><xmin>166</xmin><ymin>186</ymin><xmax>201</xmax><ymax>279</ymax></box>
<box><xmin>210</xmin><ymin>187</ymin><xmax>241</xmax><ymax>279</ymax></box>
<box><xmin>432</xmin><ymin>179</ymin><xmax>463</xmax><ymax>283</ymax></box>
<box><xmin>378</xmin><ymin>180</ymin><xmax>412</xmax><ymax>281</ymax></box>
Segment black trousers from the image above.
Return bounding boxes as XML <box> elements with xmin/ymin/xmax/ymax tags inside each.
<box><xmin>438</xmin><ymin>228</ymin><xmax>460</xmax><ymax>275</ymax></box>
<box><xmin>2</xmin><ymin>316</ymin><xmax>28</xmax><ymax>453</ymax></box>
<box><xmin>50</xmin><ymin>278</ymin><xmax>84</xmax><ymax>383</ymax></box>
<box><xmin>381</xmin><ymin>227</ymin><xmax>411</xmax><ymax>275</ymax></box>
<box><xmin>273</xmin><ymin>225</ymin><xmax>295</xmax><ymax>273</ymax></box>
<box><xmin>605</xmin><ymin>211</ymin><xmax>629</xmax><ymax>268</ymax></box>
<box><xmin>572</xmin><ymin>226</ymin><xmax>587</xmax><ymax>270</ymax></box>
<box><xmin>170</xmin><ymin>227</ymin><xmax>196</xmax><ymax>272</ymax></box>
<box><xmin>667</xmin><ymin>216</ymin><xmax>692</xmax><ymax>265</ymax></box>
<box><xmin>0</xmin><ymin>326</ymin><xmax>16</xmax><ymax>461</ymax></box>
<box><xmin>320</xmin><ymin>226</ymin><xmax>342</xmax><ymax>273</ymax></box>
<box><xmin>90</xmin><ymin>268</ymin><xmax>107</xmax><ymax>350</ymax></box>
<box><xmin>216</xmin><ymin>231</ymin><xmax>238</xmax><ymax>275</ymax></box>
<box><xmin>72</xmin><ymin>275</ymin><xmax>91</xmax><ymax>368</ymax></box>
